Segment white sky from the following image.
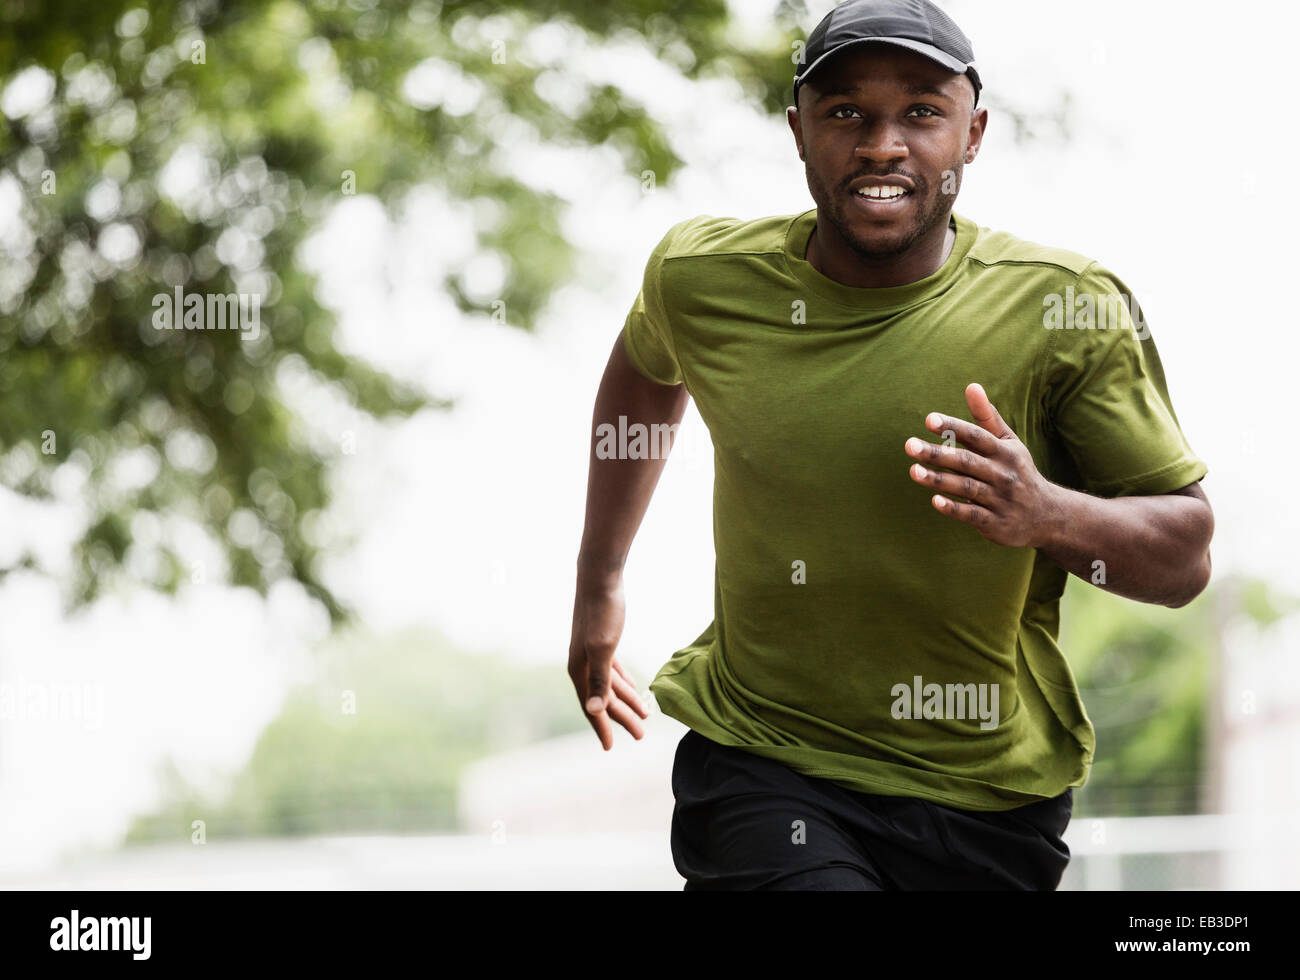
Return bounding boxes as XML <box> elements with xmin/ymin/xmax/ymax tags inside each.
<box><xmin>1</xmin><ymin>0</ymin><xmax>1295</xmax><ymax>872</ymax></box>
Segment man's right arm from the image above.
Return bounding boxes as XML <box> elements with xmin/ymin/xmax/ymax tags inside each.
<box><xmin>568</xmin><ymin>332</ymin><xmax>689</xmax><ymax>749</ymax></box>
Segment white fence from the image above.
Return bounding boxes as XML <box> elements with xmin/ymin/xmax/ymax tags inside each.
<box><xmin>2</xmin><ymin>812</ymin><xmax>1294</xmax><ymax>890</ymax></box>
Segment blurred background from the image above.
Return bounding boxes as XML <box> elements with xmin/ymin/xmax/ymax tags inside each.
<box><xmin>0</xmin><ymin>0</ymin><xmax>1295</xmax><ymax>889</ymax></box>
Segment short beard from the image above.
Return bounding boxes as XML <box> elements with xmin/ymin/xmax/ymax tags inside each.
<box><xmin>809</xmin><ymin>159</ymin><xmax>962</xmax><ymax>260</ymax></box>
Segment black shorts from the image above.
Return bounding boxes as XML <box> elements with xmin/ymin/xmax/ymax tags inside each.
<box><xmin>669</xmin><ymin>728</ymin><xmax>1073</xmax><ymax>891</ymax></box>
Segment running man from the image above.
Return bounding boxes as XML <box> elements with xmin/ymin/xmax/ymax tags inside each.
<box><xmin>567</xmin><ymin>0</ymin><xmax>1213</xmax><ymax>890</ymax></box>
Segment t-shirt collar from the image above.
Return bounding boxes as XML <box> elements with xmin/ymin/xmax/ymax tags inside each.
<box><xmin>783</xmin><ymin>208</ymin><xmax>976</xmax><ymax>312</ymax></box>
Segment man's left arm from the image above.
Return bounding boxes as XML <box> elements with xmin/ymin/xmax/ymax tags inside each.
<box><xmin>905</xmin><ymin>382</ymin><xmax>1215</xmax><ymax>608</ymax></box>
<box><xmin>1034</xmin><ymin>479</ymin><xmax>1213</xmax><ymax>608</ymax></box>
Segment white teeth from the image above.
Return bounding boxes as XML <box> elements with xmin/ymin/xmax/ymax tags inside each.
<box><xmin>857</xmin><ymin>186</ymin><xmax>907</xmax><ymax>200</ymax></box>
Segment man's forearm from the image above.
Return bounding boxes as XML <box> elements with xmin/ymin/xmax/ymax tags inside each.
<box><xmin>577</xmin><ymin>337</ymin><xmax>689</xmax><ymax>588</ymax></box>
<box><xmin>1035</xmin><ymin>482</ymin><xmax>1213</xmax><ymax>608</ymax></box>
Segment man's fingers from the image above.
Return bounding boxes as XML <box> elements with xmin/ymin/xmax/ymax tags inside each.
<box><xmin>611</xmin><ymin>658</ymin><xmax>636</xmax><ymax>687</ymax></box>
<box><xmin>583</xmin><ymin>707</ymin><xmax>614</xmax><ymax>751</ymax></box>
<box><xmin>604</xmin><ymin>695</ymin><xmax>646</xmax><ymax>740</ymax></box>
<box><xmin>583</xmin><ymin>686</ymin><xmax>646</xmax><ymax>749</ymax></box>
<box><xmin>611</xmin><ymin>667</ymin><xmax>648</xmax><ymax>717</ymax></box>
<box><xmin>611</xmin><ymin>676</ymin><xmax>648</xmax><ymax>718</ymax></box>
<box><xmin>926</xmin><ymin>412</ymin><xmax>1001</xmax><ymax>456</ymax></box>
<box><xmin>905</xmin><ymin>437</ymin><xmax>1002</xmax><ymax>486</ymax></box>
<box><xmin>965</xmin><ymin>382</ymin><xmax>1015</xmax><ymax>440</ymax></box>
<box><xmin>910</xmin><ymin>462</ymin><xmax>994</xmax><ymax>507</ymax></box>
<box><xmin>586</xmin><ymin>652</ymin><xmax>611</xmax><ymax>714</ymax></box>
<box><xmin>932</xmin><ymin>492</ymin><xmax>995</xmax><ymax>529</ymax></box>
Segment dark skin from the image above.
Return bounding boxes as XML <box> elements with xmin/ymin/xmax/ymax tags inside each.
<box><xmin>568</xmin><ymin>338</ymin><xmax>677</xmax><ymax>748</ymax></box>
<box><xmin>906</xmin><ymin>384</ymin><xmax>1213</xmax><ymax>608</ymax></box>
<box><xmin>572</xmin><ymin>45</ymin><xmax>1213</xmax><ymax>749</ymax></box>
<box><xmin>786</xmin><ymin>44</ymin><xmax>985</xmax><ymax>286</ymax></box>
<box><xmin>788</xmin><ymin>44</ymin><xmax>1213</xmax><ymax>608</ymax></box>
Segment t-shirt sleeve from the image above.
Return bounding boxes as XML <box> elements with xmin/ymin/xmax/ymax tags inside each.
<box><xmin>619</xmin><ymin>222</ymin><xmax>685</xmax><ymax>386</ymax></box>
<box><xmin>1040</xmin><ymin>261</ymin><xmax>1208</xmax><ymax>497</ymax></box>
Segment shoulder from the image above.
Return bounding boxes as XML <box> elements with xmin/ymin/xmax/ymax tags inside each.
<box><xmin>961</xmin><ymin>217</ymin><xmax>1098</xmax><ymax>280</ymax></box>
<box><xmin>654</xmin><ymin>212</ymin><xmax>797</xmax><ymax>263</ymax></box>
<box><xmin>956</xmin><ymin>219</ymin><xmax>1152</xmax><ymax>371</ymax></box>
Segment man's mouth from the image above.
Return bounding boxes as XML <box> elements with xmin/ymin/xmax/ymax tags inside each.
<box><xmin>849</xmin><ymin>185</ymin><xmax>913</xmax><ymax>214</ymax></box>
<box><xmin>854</xmin><ymin>185</ymin><xmax>911</xmax><ymax>201</ymax></box>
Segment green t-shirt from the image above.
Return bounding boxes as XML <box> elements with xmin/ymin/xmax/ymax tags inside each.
<box><xmin>621</xmin><ymin>208</ymin><xmax>1209</xmax><ymax>811</ymax></box>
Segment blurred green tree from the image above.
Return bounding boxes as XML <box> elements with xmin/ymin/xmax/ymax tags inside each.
<box><xmin>0</xmin><ymin>0</ymin><xmax>810</xmax><ymax>619</ymax></box>
<box><xmin>1064</xmin><ymin>572</ymin><xmax>1300</xmax><ymax>817</ymax></box>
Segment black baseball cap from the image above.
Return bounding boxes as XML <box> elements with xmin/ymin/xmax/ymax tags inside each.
<box><xmin>793</xmin><ymin>0</ymin><xmax>982</xmax><ymax>109</ymax></box>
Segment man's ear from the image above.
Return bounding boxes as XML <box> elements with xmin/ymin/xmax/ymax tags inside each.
<box><xmin>786</xmin><ymin>105</ymin><xmax>805</xmax><ymax>161</ymax></box>
<box><xmin>964</xmin><ymin>106</ymin><xmax>988</xmax><ymax>163</ymax></box>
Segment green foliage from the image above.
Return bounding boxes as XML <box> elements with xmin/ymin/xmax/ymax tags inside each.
<box><xmin>125</xmin><ymin>629</ymin><xmax>587</xmax><ymax>840</ymax></box>
<box><xmin>1059</xmin><ymin>573</ymin><xmax>1277</xmax><ymax>817</ymax></box>
<box><xmin>0</xmin><ymin>0</ymin><xmax>808</xmax><ymax>619</ymax></box>
<box><xmin>1237</xmin><ymin>576</ymin><xmax>1300</xmax><ymax>629</ymax></box>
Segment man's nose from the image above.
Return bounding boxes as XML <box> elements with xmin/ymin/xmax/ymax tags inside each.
<box><xmin>853</xmin><ymin>120</ymin><xmax>908</xmax><ymax>165</ymax></box>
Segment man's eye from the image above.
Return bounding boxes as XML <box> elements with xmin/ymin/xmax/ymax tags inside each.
<box><xmin>830</xmin><ymin>105</ymin><xmax>939</xmax><ymax>119</ymax></box>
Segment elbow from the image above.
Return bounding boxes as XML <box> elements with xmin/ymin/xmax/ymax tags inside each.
<box><xmin>1166</xmin><ymin>500</ymin><xmax>1214</xmax><ymax>609</ymax></box>
<box><xmin>1165</xmin><ymin>549</ymin><xmax>1212</xmax><ymax>609</ymax></box>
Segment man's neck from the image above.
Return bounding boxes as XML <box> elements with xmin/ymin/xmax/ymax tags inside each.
<box><xmin>806</xmin><ymin>215</ymin><xmax>955</xmax><ymax>289</ymax></box>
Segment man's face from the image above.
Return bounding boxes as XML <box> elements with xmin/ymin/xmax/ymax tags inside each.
<box><xmin>787</xmin><ymin>44</ymin><xmax>987</xmax><ymax>259</ymax></box>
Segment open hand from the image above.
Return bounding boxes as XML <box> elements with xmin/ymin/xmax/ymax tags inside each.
<box><xmin>904</xmin><ymin>382</ymin><xmax>1063</xmax><ymax>548</ymax></box>
<box><xmin>567</xmin><ymin>579</ymin><xmax>649</xmax><ymax>750</ymax></box>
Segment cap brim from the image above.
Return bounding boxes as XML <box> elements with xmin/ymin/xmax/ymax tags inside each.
<box><xmin>796</xmin><ymin>37</ymin><xmax>971</xmax><ymax>96</ymax></box>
